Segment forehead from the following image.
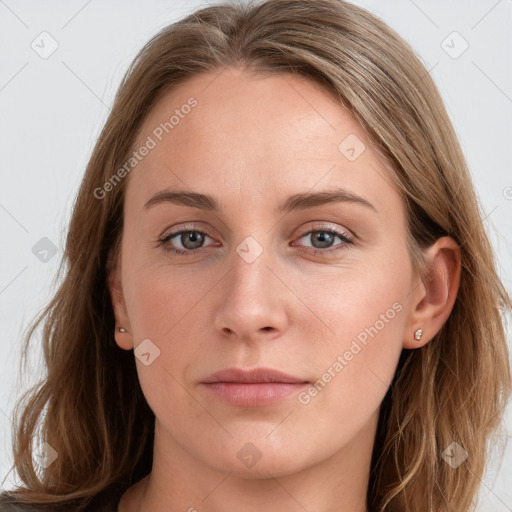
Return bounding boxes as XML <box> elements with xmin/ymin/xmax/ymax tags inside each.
<box><xmin>126</xmin><ymin>67</ymin><xmax>400</xmax><ymax>214</ymax></box>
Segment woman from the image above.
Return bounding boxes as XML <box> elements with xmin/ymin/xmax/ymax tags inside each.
<box><xmin>1</xmin><ymin>0</ymin><xmax>510</xmax><ymax>511</ymax></box>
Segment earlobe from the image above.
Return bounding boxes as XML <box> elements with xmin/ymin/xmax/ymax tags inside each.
<box><xmin>404</xmin><ymin>236</ymin><xmax>461</xmax><ymax>349</ymax></box>
<box><xmin>107</xmin><ymin>264</ymin><xmax>134</xmax><ymax>351</ymax></box>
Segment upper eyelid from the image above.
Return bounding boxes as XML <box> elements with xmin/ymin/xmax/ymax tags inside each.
<box><xmin>295</xmin><ymin>223</ymin><xmax>352</xmax><ymax>237</ymax></box>
<box><xmin>160</xmin><ymin>222</ymin><xmax>351</xmax><ymax>238</ymax></box>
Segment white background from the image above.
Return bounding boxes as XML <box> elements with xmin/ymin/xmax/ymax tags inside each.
<box><xmin>1</xmin><ymin>0</ymin><xmax>511</xmax><ymax>510</ymax></box>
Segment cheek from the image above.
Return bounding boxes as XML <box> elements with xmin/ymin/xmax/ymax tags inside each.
<box><xmin>123</xmin><ymin>266</ymin><xmax>207</xmax><ymax>424</ymax></box>
<box><xmin>122</xmin><ymin>252</ymin><xmax>210</xmax><ymax>339</ymax></box>
<box><xmin>297</xmin><ymin>249</ymin><xmax>410</xmax><ymax>386</ymax></box>
<box><xmin>121</xmin><ymin>256</ymin><xmax>216</xmax><ymax>381</ymax></box>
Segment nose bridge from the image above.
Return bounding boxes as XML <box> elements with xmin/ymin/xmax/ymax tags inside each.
<box><xmin>231</xmin><ymin>235</ymin><xmax>269</xmax><ymax>298</ymax></box>
<box><xmin>213</xmin><ymin>233</ymin><xmax>288</xmax><ymax>339</ymax></box>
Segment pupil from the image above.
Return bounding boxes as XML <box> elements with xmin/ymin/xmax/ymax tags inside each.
<box><xmin>313</xmin><ymin>231</ymin><xmax>333</xmax><ymax>248</ymax></box>
<box><xmin>182</xmin><ymin>231</ymin><xmax>204</xmax><ymax>249</ymax></box>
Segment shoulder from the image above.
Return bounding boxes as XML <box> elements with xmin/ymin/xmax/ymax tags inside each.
<box><xmin>0</xmin><ymin>484</ymin><xmax>126</xmax><ymax>512</ymax></box>
<box><xmin>0</xmin><ymin>492</ymin><xmax>43</xmax><ymax>511</ymax></box>
<box><xmin>0</xmin><ymin>493</ymin><xmax>41</xmax><ymax>511</ymax></box>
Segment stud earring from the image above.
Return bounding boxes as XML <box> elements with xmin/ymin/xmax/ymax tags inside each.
<box><xmin>414</xmin><ymin>328</ymin><xmax>423</xmax><ymax>341</ymax></box>
<box><xmin>118</xmin><ymin>327</ymin><xmax>127</xmax><ymax>333</ymax></box>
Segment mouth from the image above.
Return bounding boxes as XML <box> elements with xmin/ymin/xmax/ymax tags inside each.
<box><xmin>200</xmin><ymin>367</ymin><xmax>309</xmax><ymax>407</ymax></box>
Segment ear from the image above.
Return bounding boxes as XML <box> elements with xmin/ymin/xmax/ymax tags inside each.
<box><xmin>107</xmin><ymin>257</ymin><xmax>134</xmax><ymax>351</ymax></box>
<box><xmin>404</xmin><ymin>236</ymin><xmax>461</xmax><ymax>349</ymax></box>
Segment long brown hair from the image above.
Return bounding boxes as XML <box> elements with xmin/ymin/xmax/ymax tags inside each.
<box><xmin>5</xmin><ymin>1</ymin><xmax>511</xmax><ymax>510</ymax></box>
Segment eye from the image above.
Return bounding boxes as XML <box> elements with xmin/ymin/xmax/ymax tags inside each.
<box><xmin>155</xmin><ymin>224</ymin><xmax>354</xmax><ymax>257</ymax></box>
<box><xmin>293</xmin><ymin>226</ymin><xmax>354</xmax><ymax>255</ymax></box>
<box><xmin>156</xmin><ymin>229</ymin><xmax>216</xmax><ymax>256</ymax></box>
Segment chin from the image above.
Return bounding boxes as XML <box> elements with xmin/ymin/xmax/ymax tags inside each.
<box><xmin>201</xmin><ymin>436</ymin><xmax>314</xmax><ymax>479</ymax></box>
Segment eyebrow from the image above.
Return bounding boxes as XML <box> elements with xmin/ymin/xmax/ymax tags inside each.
<box><xmin>143</xmin><ymin>188</ymin><xmax>377</xmax><ymax>214</ymax></box>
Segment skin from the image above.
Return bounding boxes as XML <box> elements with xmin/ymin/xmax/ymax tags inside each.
<box><xmin>109</xmin><ymin>67</ymin><xmax>461</xmax><ymax>512</ymax></box>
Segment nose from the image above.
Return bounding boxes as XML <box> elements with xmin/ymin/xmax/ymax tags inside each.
<box><xmin>213</xmin><ymin>240</ymin><xmax>289</xmax><ymax>342</ymax></box>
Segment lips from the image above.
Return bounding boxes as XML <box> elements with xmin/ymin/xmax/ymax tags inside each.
<box><xmin>201</xmin><ymin>367</ymin><xmax>308</xmax><ymax>384</ymax></box>
<box><xmin>200</xmin><ymin>367</ymin><xmax>309</xmax><ymax>407</ymax></box>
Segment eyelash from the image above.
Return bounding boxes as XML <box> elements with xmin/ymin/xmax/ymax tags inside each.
<box><xmin>155</xmin><ymin>224</ymin><xmax>354</xmax><ymax>257</ymax></box>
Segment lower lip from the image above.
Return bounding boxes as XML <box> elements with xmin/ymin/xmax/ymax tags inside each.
<box><xmin>201</xmin><ymin>382</ymin><xmax>308</xmax><ymax>407</ymax></box>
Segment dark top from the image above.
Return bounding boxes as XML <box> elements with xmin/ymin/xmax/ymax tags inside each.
<box><xmin>0</xmin><ymin>484</ymin><xmax>126</xmax><ymax>512</ymax></box>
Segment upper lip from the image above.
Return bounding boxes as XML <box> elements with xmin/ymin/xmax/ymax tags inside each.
<box><xmin>202</xmin><ymin>367</ymin><xmax>308</xmax><ymax>384</ymax></box>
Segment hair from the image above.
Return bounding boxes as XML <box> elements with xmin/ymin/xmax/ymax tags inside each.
<box><xmin>3</xmin><ymin>1</ymin><xmax>510</xmax><ymax>511</ymax></box>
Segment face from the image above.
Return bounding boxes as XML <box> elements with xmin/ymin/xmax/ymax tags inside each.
<box><xmin>111</xmin><ymin>67</ymin><xmax>419</xmax><ymax>479</ymax></box>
